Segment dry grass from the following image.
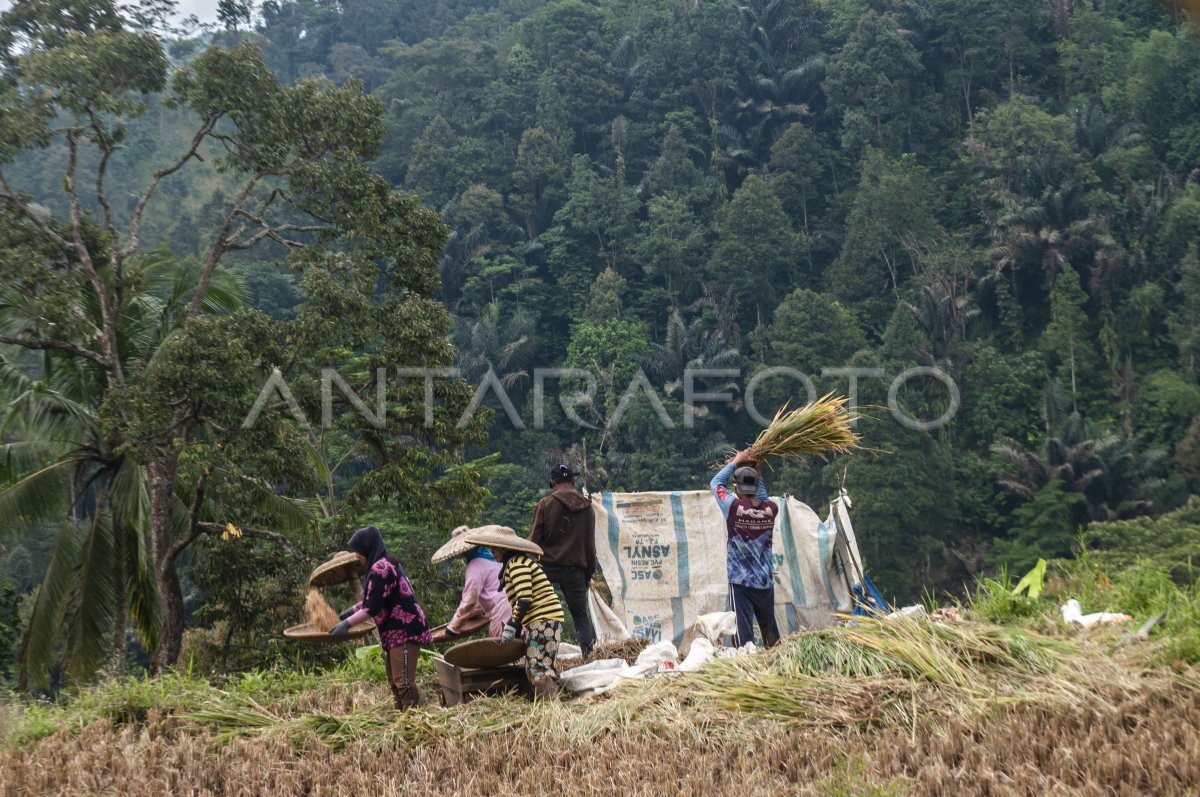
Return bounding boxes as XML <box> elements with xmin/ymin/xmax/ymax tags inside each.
<box><xmin>3</xmin><ymin>619</ymin><xmax>1199</xmax><ymax>796</ymax></box>
<box><xmin>557</xmin><ymin>636</ymin><xmax>650</xmax><ymax>673</ymax></box>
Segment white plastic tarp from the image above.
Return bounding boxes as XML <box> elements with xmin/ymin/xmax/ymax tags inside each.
<box><xmin>592</xmin><ymin>491</ymin><xmax>864</xmax><ymax>647</ymax></box>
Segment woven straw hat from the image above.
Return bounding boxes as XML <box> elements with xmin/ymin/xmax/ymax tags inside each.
<box><xmin>309</xmin><ymin>550</ymin><xmax>366</xmax><ymax>588</ymax></box>
<box><xmin>430</xmin><ymin>525</ymin><xmax>480</xmax><ymax>565</ymax></box>
<box><xmin>460</xmin><ymin>525</ymin><xmax>543</xmax><ymax>558</ymax></box>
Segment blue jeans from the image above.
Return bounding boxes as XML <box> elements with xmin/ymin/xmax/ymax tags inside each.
<box><xmin>731</xmin><ymin>583</ymin><xmax>780</xmax><ymax>648</ymax></box>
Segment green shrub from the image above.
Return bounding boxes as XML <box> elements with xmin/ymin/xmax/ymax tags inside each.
<box><xmin>1115</xmin><ymin>564</ymin><xmax>1180</xmax><ymax>617</ymax></box>
<box><xmin>1157</xmin><ymin>577</ymin><xmax>1200</xmax><ymax>665</ymax></box>
<box><xmin>1086</xmin><ymin>497</ymin><xmax>1200</xmax><ymax>584</ymax></box>
<box><xmin>968</xmin><ymin>569</ymin><xmax>1051</xmax><ymax>625</ymax></box>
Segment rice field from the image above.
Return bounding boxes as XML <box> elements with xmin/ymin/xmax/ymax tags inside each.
<box><xmin>2</xmin><ymin>618</ymin><xmax>1198</xmax><ymax>796</ymax></box>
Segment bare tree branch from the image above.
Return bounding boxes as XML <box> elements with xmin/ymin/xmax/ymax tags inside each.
<box><xmin>123</xmin><ymin>112</ymin><xmax>221</xmax><ymax>259</ymax></box>
<box><xmin>166</xmin><ymin>468</ymin><xmax>210</xmax><ymax>563</ymax></box>
<box><xmin>0</xmin><ymin>170</ymin><xmax>74</xmax><ymax>253</ymax></box>
<box><xmin>196</xmin><ymin>522</ymin><xmax>304</xmax><ymax>557</ymax></box>
<box><xmin>0</xmin><ymin>334</ymin><xmax>108</xmax><ymax>365</ymax></box>
<box><xmin>65</xmin><ymin>121</ymin><xmax>123</xmax><ymax>384</ymax></box>
<box><xmin>187</xmin><ymin>172</ymin><xmax>270</xmax><ymax>317</ymax></box>
<box><xmin>86</xmin><ymin>110</ymin><xmax>129</xmax><ymax>322</ymax></box>
<box><xmin>87</xmin><ymin>111</ymin><xmax>118</xmax><ymax>245</ymax></box>
<box><xmin>226</xmin><ymin>218</ymin><xmax>324</xmax><ymax>251</ymax></box>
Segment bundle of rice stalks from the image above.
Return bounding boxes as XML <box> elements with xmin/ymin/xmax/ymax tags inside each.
<box><xmin>185</xmin><ymin>703</ymin><xmax>284</xmax><ymax>744</ymax></box>
<box><xmin>590</xmin><ymin>637</ymin><xmax>649</xmax><ymax>664</ymax></box>
<box><xmin>833</xmin><ymin>615</ymin><xmax>1068</xmax><ymax>689</ymax></box>
<box><xmin>557</xmin><ymin>637</ymin><xmax>650</xmax><ymax>673</ymax></box>
<box><xmin>687</xmin><ymin>616</ymin><xmax>1118</xmax><ymax>727</ymax></box>
<box><xmin>698</xmin><ymin>672</ymin><xmax>915</xmax><ymax>727</ymax></box>
<box><xmin>301</xmin><ymin>711</ymin><xmax>454</xmax><ymax>750</ymax></box>
<box><xmin>735</xmin><ymin>393</ymin><xmax>860</xmax><ymax>464</ymax></box>
<box><xmin>769</xmin><ymin>631</ymin><xmax>896</xmax><ymax>679</ymax></box>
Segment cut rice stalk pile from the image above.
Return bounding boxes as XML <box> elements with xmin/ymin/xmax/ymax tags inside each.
<box><xmin>734</xmin><ymin>393</ymin><xmax>860</xmax><ymax>464</ymax></box>
<box><xmin>692</xmin><ymin>616</ymin><xmax>1143</xmax><ymax>725</ymax></box>
<box><xmin>303</xmin><ymin>590</ymin><xmax>340</xmax><ymax>630</ymax></box>
<box><xmin>185</xmin><ymin>617</ymin><xmax>1155</xmax><ymax>753</ymax></box>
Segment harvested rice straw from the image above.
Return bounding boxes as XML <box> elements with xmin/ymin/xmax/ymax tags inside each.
<box><xmin>730</xmin><ymin>393</ymin><xmax>860</xmax><ymax>465</ymax></box>
<box><xmin>303</xmin><ymin>589</ymin><xmax>340</xmax><ymax>630</ymax></box>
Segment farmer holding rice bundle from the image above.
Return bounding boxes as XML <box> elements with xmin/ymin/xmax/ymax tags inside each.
<box><xmin>330</xmin><ymin>525</ymin><xmax>433</xmax><ymax>710</ymax></box>
<box><xmin>710</xmin><ymin>394</ymin><xmax>859</xmax><ymax>648</ymax></box>
<box><xmin>710</xmin><ymin>450</ymin><xmax>781</xmax><ymax>649</ymax></box>
<box><xmin>462</xmin><ymin>525</ymin><xmax>564</xmax><ymax>699</ymax></box>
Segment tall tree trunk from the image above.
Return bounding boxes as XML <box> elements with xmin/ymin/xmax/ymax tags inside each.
<box><xmin>109</xmin><ymin>514</ymin><xmax>127</xmax><ymax>675</ymax></box>
<box><xmin>147</xmin><ymin>456</ymin><xmax>185</xmax><ymax>672</ymax></box>
<box><xmin>1069</xmin><ymin>341</ymin><xmax>1078</xmax><ymax>414</ymax></box>
<box><xmin>153</xmin><ymin>553</ymin><xmax>186</xmax><ymax>672</ymax></box>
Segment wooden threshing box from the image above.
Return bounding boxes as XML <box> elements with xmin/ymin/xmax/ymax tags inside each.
<box><xmin>434</xmin><ymin>658</ymin><xmax>531</xmax><ymax>706</ymax></box>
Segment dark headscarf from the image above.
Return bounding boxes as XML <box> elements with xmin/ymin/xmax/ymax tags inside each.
<box><xmin>347</xmin><ymin>526</ymin><xmax>392</xmax><ymax>580</ymax></box>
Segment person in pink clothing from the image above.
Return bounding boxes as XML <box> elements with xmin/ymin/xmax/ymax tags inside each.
<box><xmin>444</xmin><ymin>545</ymin><xmax>513</xmax><ymax>639</ymax></box>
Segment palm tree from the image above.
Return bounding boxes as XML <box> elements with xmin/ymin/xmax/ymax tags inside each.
<box><xmin>452</xmin><ymin>302</ymin><xmax>539</xmax><ymax>389</ymax></box>
<box><xmin>0</xmin><ymin>251</ymin><xmax>242</xmax><ymax>686</ymax></box>
<box><xmin>731</xmin><ymin>0</ymin><xmax>826</xmax><ymax>149</ymax></box>
<box><xmin>992</xmin><ymin>411</ymin><xmax>1163</xmax><ymax>523</ymax></box>
<box><xmin>637</xmin><ymin>309</ymin><xmax>742</xmax><ymax>414</ymax></box>
<box><xmin>0</xmin><ymin>358</ymin><xmax>158</xmax><ymax>687</ymax></box>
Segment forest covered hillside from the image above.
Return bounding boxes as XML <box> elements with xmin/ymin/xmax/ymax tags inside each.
<box><xmin>238</xmin><ymin>0</ymin><xmax>1200</xmax><ymax>595</ymax></box>
<box><xmin>2</xmin><ymin>0</ymin><xmax>1200</xmax><ymax>686</ymax></box>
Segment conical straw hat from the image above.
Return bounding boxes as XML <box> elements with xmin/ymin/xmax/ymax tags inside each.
<box><xmin>309</xmin><ymin>550</ymin><xmax>365</xmax><ymax>588</ymax></box>
<box><xmin>431</xmin><ymin>525</ymin><xmax>480</xmax><ymax>564</ymax></box>
<box><xmin>460</xmin><ymin>525</ymin><xmax>543</xmax><ymax>558</ymax></box>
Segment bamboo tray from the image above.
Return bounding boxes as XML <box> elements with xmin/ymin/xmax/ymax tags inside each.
<box><xmin>283</xmin><ymin>618</ymin><xmax>376</xmax><ymax>643</ymax></box>
<box><xmin>429</xmin><ymin>614</ymin><xmax>491</xmax><ymax>644</ymax></box>
<box><xmin>443</xmin><ymin>637</ymin><xmax>524</xmax><ymax>669</ymax></box>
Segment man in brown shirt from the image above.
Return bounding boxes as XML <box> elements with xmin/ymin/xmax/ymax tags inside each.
<box><xmin>528</xmin><ymin>463</ymin><xmax>597</xmax><ymax>655</ymax></box>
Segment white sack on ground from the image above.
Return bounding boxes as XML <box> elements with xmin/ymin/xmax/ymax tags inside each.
<box><xmin>678</xmin><ymin>638</ymin><xmax>715</xmax><ymax>672</ymax></box>
<box><xmin>635</xmin><ymin>640</ymin><xmax>678</xmax><ymax>667</ymax></box>
<box><xmin>1061</xmin><ymin>598</ymin><xmax>1133</xmax><ymax>628</ymax></box>
<box><xmin>587</xmin><ymin>585</ymin><xmax>632</xmax><ymax>644</ymax></box>
<box><xmin>560</xmin><ymin>658</ymin><xmax>629</xmax><ymax>696</ymax></box>
<box><xmin>694</xmin><ymin>611</ymin><xmax>737</xmax><ymax>645</ymax></box>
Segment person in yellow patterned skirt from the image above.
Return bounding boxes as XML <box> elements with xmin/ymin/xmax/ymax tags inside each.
<box><xmin>462</xmin><ymin>525</ymin><xmax>565</xmax><ymax>699</ymax></box>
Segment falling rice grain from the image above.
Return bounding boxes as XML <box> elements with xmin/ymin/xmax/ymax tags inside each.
<box><xmin>304</xmin><ymin>590</ymin><xmax>340</xmax><ymax>631</ymax></box>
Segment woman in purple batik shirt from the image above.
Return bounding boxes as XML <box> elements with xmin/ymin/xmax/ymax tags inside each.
<box><xmin>330</xmin><ymin>526</ymin><xmax>433</xmax><ymax>709</ymax></box>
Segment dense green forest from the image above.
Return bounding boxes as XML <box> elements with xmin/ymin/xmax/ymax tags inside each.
<box><xmin>2</xmin><ymin>0</ymin><xmax>1200</xmax><ymax>686</ymax></box>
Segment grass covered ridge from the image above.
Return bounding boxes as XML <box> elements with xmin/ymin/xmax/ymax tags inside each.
<box><xmin>2</xmin><ymin>616</ymin><xmax>1198</xmax><ymax>796</ymax></box>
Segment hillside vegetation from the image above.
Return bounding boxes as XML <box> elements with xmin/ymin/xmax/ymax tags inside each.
<box><xmin>9</xmin><ymin>0</ymin><xmax>1192</xmax><ymax>603</ymax></box>
<box><xmin>1</xmin><ymin>5</ymin><xmax>1200</xmax><ymax>792</ymax></box>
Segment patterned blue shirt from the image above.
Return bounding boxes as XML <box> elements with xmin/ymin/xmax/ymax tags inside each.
<box><xmin>710</xmin><ymin>462</ymin><xmax>777</xmax><ymax>589</ymax></box>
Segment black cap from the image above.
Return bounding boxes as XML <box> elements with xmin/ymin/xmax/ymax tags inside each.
<box><xmin>733</xmin><ymin>466</ymin><xmax>759</xmax><ymax>495</ymax></box>
<box><xmin>550</xmin><ymin>463</ymin><xmax>579</xmax><ymax>483</ymax></box>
